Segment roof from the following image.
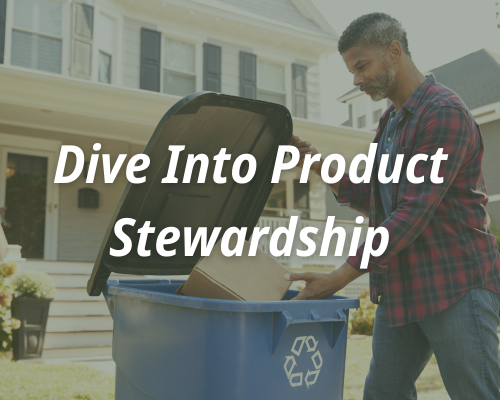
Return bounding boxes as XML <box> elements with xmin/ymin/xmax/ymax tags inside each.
<box><xmin>337</xmin><ymin>49</ymin><xmax>500</xmax><ymax>110</ymax></box>
<box><xmin>429</xmin><ymin>49</ymin><xmax>500</xmax><ymax>110</ymax></box>
<box><xmin>337</xmin><ymin>86</ymin><xmax>360</xmax><ymax>102</ymax></box>
<box><xmin>217</xmin><ymin>0</ymin><xmax>337</xmax><ymax>37</ymax></box>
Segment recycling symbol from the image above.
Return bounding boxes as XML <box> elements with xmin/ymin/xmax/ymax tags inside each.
<box><xmin>283</xmin><ymin>335</ymin><xmax>322</xmax><ymax>388</ymax></box>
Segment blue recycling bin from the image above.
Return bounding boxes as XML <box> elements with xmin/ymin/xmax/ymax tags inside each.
<box><xmin>103</xmin><ymin>278</ymin><xmax>359</xmax><ymax>400</ymax></box>
<box><xmin>86</xmin><ymin>93</ymin><xmax>360</xmax><ymax>399</ymax></box>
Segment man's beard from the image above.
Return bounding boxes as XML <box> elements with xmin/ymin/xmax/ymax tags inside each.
<box><xmin>360</xmin><ymin>64</ymin><xmax>395</xmax><ymax>102</ymax></box>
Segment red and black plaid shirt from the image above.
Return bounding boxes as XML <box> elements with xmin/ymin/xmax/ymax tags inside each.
<box><xmin>337</xmin><ymin>74</ymin><xmax>500</xmax><ymax>326</ymax></box>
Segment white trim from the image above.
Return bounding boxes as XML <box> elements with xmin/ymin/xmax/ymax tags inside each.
<box><xmin>471</xmin><ymin>101</ymin><xmax>500</xmax><ymax>125</ymax></box>
<box><xmin>289</xmin><ymin>0</ymin><xmax>339</xmax><ymax>38</ymax></box>
<box><xmin>3</xmin><ymin>0</ymin><xmax>13</xmax><ymax>66</ymax></box>
<box><xmin>186</xmin><ymin>0</ymin><xmax>336</xmax><ymax>42</ymax></box>
<box><xmin>0</xmin><ymin>133</ymin><xmax>62</xmax><ymax>260</ymax></box>
<box><xmin>489</xmin><ymin>194</ymin><xmax>500</xmax><ymax>203</ymax></box>
<box><xmin>195</xmin><ymin>41</ymin><xmax>203</xmax><ymax>92</ymax></box>
<box><xmin>0</xmin><ymin>64</ymin><xmax>370</xmax><ymax>147</ymax></box>
<box><xmin>92</xmin><ymin>5</ymin><xmax>120</xmax><ymax>85</ymax></box>
<box><xmin>0</xmin><ymin>118</ymin><xmax>149</xmax><ymax>145</ymax></box>
<box><xmin>0</xmin><ymin>133</ymin><xmax>62</xmax><ymax>152</ymax></box>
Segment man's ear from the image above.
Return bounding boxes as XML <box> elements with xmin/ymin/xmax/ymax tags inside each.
<box><xmin>387</xmin><ymin>40</ymin><xmax>403</xmax><ymax>64</ymax></box>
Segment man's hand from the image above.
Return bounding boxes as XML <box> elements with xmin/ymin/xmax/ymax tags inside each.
<box><xmin>284</xmin><ymin>262</ymin><xmax>365</xmax><ymax>300</ymax></box>
<box><xmin>286</xmin><ymin>135</ymin><xmax>341</xmax><ymax>196</ymax></box>
<box><xmin>287</xmin><ymin>135</ymin><xmax>321</xmax><ymax>173</ymax></box>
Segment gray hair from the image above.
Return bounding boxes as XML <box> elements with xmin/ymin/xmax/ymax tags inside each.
<box><xmin>338</xmin><ymin>13</ymin><xmax>411</xmax><ymax>57</ymax></box>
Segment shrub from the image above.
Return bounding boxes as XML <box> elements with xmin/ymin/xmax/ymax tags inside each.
<box><xmin>0</xmin><ymin>261</ymin><xmax>20</xmax><ymax>352</ymax></box>
<box><xmin>349</xmin><ymin>290</ymin><xmax>377</xmax><ymax>336</ymax></box>
<box><xmin>11</xmin><ymin>270</ymin><xmax>56</xmax><ymax>299</ymax></box>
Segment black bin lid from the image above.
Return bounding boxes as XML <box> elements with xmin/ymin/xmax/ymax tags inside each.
<box><xmin>87</xmin><ymin>92</ymin><xmax>292</xmax><ymax>296</ymax></box>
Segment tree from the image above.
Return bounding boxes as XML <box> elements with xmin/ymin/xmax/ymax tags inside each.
<box><xmin>497</xmin><ymin>3</ymin><xmax>500</xmax><ymax>28</ymax></box>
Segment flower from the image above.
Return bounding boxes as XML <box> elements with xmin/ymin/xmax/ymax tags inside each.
<box><xmin>0</xmin><ymin>262</ymin><xmax>17</xmax><ymax>278</ymax></box>
<box><xmin>0</xmin><ymin>290</ymin><xmax>12</xmax><ymax>308</ymax></box>
<box><xmin>10</xmin><ymin>318</ymin><xmax>20</xmax><ymax>330</ymax></box>
<box><xmin>11</xmin><ymin>270</ymin><xmax>55</xmax><ymax>299</ymax></box>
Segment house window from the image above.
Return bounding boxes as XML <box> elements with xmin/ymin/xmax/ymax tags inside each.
<box><xmin>163</xmin><ymin>38</ymin><xmax>196</xmax><ymax>97</ymax></box>
<box><xmin>262</xmin><ymin>181</ymin><xmax>287</xmax><ymax>217</ymax></box>
<box><xmin>358</xmin><ymin>115</ymin><xmax>366</xmax><ymax>128</ymax></box>
<box><xmin>294</xmin><ymin>180</ymin><xmax>310</xmax><ymax>219</ymax></box>
<box><xmin>373</xmin><ymin>109</ymin><xmax>382</xmax><ymax>123</ymax></box>
<box><xmin>11</xmin><ymin>0</ymin><xmax>63</xmax><ymax>74</ymax></box>
<box><xmin>98</xmin><ymin>51</ymin><xmax>111</xmax><ymax>83</ymax></box>
<box><xmin>97</xmin><ymin>13</ymin><xmax>114</xmax><ymax>84</ymax></box>
<box><xmin>257</xmin><ymin>59</ymin><xmax>286</xmax><ymax>106</ymax></box>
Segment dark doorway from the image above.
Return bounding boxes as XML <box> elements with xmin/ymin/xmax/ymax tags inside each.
<box><xmin>4</xmin><ymin>153</ymin><xmax>48</xmax><ymax>259</ymax></box>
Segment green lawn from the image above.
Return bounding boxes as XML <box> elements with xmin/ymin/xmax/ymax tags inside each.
<box><xmin>345</xmin><ymin>336</ymin><xmax>451</xmax><ymax>400</ymax></box>
<box><xmin>0</xmin><ymin>359</ymin><xmax>114</xmax><ymax>400</ymax></box>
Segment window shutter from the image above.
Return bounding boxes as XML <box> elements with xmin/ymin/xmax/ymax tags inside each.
<box><xmin>292</xmin><ymin>63</ymin><xmax>307</xmax><ymax>119</ymax></box>
<box><xmin>0</xmin><ymin>0</ymin><xmax>6</xmax><ymax>64</ymax></box>
<box><xmin>239</xmin><ymin>51</ymin><xmax>256</xmax><ymax>99</ymax></box>
<box><xmin>203</xmin><ymin>43</ymin><xmax>221</xmax><ymax>92</ymax></box>
<box><xmin>70</xmin><ymin>2</ymin><xmax>93</xmax><ymax>79</ymax></box>
<box><xmin>140</xmin><ymin>28</ymin><xmax>161</xmax><ymax>92</ymax></box>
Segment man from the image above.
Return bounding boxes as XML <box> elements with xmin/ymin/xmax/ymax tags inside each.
<box><xmin>285</xmin><ymin>13</ymin><xmax>500</xmax><ymax>400</ymax></box>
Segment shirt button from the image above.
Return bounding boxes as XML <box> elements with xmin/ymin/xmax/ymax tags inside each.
<box><xmin>388</xmin><ymin>138</ymin><xmax>391</xmax><ymax>141</ymax></box>
<box><xmin>386</xmin><ymin>148</ymin><xmax>389</xmax><ymax>152</ymax></box>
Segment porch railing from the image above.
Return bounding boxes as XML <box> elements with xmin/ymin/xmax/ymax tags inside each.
<box><xmin>256</xmin><ymin>214</ymin><xmax>368</xmax><ymax>270</ymax></box>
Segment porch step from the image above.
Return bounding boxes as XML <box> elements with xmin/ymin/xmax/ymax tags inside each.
<box><xmin>21</xmin><ymin>261</ymin><xmax>94</xmax><ymax>274</ymax></box>
<box><xmin>54</xmin><ymin>287</ymin><xmax>105</xmax><ymax>301</ymax></box>
<box><xmin>46</xmin><ymin>315</ymin><xmax>113</xmax><ymax>332</ymax></box>
<box><xmin>49</xmin><ymin>300</ymin><xmax>109</xmax><ymax>316</ymax></box>
<box><xmin>44</xmin><ymin>331</ymin><xmax>112</xmax><ymax>349</ymax></box>
<box><xmin>42</xmin><ymin>346</ymin><xmax>112</xmax><ymax>359</ymax></box>
<box><xmin>50</xmin><ymin>274</ymin><xmax>92</xmax><ymax>288</ymax></box>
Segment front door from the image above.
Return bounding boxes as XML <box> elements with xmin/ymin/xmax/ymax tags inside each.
<box><xmin>0</xmin><ymin>135</ymin><xmax>60</xmax><ymax>260</ymax></box>
<box><xmin>4</xmin><ymin>153</ymin><xmax>48</xmax><ymax>258</ymax></box>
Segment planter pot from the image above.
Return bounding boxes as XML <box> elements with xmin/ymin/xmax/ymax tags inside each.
<box><xmin>11</xmin><ymin>297</ymin><xmax>53</xmax><ymax>360</ymax></box>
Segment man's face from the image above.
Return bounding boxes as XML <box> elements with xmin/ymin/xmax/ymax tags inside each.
<box><xmin>342</xmin><ymin>46</ymin><xmax>396</xmax><ymax>102</ymax></box>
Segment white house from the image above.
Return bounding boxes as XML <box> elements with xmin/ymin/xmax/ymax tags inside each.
<box><xmin>0</xmin><ymin>0</ymin><xmax>372</xmax><ymax>357</ymax></box>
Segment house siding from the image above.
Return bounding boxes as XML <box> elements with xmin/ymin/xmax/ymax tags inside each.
<box><xmin>481</xmin><ymin>119</ymin><xmax>500</xmax><ymax>225</ymax></box>
<box><xmin>309</xmin><ymin>173</ymin><xmax>326</xmax><ymax>220</ymax></box>
<box><xmin>122</xmin><ymin>17</ymin><xmax>157</xmax><ymax>89</ymax></box>
<box><xmin>306</xmin><ymin>63</ymin><xmax>321</xmax><ymax>122</ymax></box>
<box><xmin>481</xmin><ymin>119</ymin><xmax>500</xmax><ymax>196</ymax></box>
<box><xmin>218</xmin><ymin>0</ymin><xmax>324</xmax><ymax>34</ymax></box>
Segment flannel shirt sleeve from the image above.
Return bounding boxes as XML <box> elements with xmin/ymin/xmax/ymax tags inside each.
<box><xmin>347</xmin><ymin>105</ymin><xmax>473</xmax><ymax>273</ymax></box>
<box><xmin>334</xmin><ymin>173</ymin><xmax>371</xmax><ymax>218</ymax></box>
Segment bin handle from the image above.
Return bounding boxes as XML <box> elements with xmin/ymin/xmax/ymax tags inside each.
<box><xmin>272</xmin><ymin>310</ymin><xmax>347</xmax><ymax>354</ymax></box>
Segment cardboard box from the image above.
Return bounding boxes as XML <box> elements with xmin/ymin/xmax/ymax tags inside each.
<box><xmin>179</xmin><ymin>238</ymin><xmax>292</xmax><ymax>301</ymax></box>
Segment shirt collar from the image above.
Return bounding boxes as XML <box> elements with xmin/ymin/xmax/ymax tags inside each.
<box><xmin>401</xmin><ymin>74</ymin><xmax>436</xmax><ymax>115</ymax></box>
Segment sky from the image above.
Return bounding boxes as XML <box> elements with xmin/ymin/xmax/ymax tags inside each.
<box><xmin>311</xmin><ymin>0</ymin><xmax>500</xmax><ymax>126</ymax></box>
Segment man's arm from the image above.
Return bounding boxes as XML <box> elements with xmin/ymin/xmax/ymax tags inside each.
<box><xmin>286</xmin><ymin>105</ymin><xmax>473</xmax><ymax>298</ymax></box>
<box><xmin>347</xmin><ymin>105</ymin><xmax>472</xmax><ymax>272</ymax></box>
<box><xmin>285</xmin><ymin>261</ymin><xmax>364</xmax><ymax>300</ymax></box>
